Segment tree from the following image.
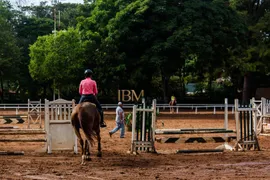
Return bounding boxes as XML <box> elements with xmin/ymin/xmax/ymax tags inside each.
<box><xmin>229</xmin><ymin>0</ymin><xmax>270</xmax><ymax>102</ymax></box>
<box><xmin>95</xmin><ymin>0</ymin><xmax>245</xmax><ymax>101</ymax></box>
<box><xmin>76</xmin><ymin>0</ymin><xmax>122</xmax><ymax>99</ymax></box>
<box><xmin>0</xmin><ymin>0</ymin><xmax>21</xmax><ymax>102</ymax></box>
<box><xmin>179</xmin><ymin>0</ymin><xmax>246</xmax><ymax>96</ymax></box>
<box><xmin>15</xmin><ymin>14</ymin><xmax>54</xmax><ymax>99</ymax></box>
<box><xmin>29</xmin><ymin>28</ymin><xmax>86</xmax><ymax>97</ymax></box>
<box><xmin>56</xmin><ymin>3</ymin><xmax>82</xmax><ymax>29</ymax></box>
<box><xmin>16</xmin><ymin>1</ymin><xmax>83</xmax><ymax>100</ymax></box>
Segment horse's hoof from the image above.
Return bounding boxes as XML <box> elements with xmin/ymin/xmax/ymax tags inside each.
<box><xmin>86</xmin><ymin>156</ymin><xmax>92</xmax><ymax>161</ymax></box>
<box><xmin>81</xmin><ymin>162</ymin><xmax>86</xmax><ymax>165</ymax></box>
<box><xmin>97</xmin><ymin>152</ymin><xmax>102</xmax><ymax>157</ymax></box>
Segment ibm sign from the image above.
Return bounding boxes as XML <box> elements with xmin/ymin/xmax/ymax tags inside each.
<box><xmin>118</xmin><ymin>90</ymin><xmax>144</xmax><ymax>102</ymax></box>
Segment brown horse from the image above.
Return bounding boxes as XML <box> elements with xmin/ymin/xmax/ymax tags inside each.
<box><xmin>71</xmin><ymin>102</ymin><xmax>102</xmax><ymax>165</ymax></box>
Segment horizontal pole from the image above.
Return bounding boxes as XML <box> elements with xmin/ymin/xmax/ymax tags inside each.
<box><xmin>240</xmin><ymin>141</ymin><xmax>257</xmax><ymax>145</ymax></box>
<box><xmin>133</xmin><ymin>141</ymin><xmax>153</xmax><ymax>145</ymax></box>
<box><xmin>0</xmin><ymin>151</ymin><xmax>24</xmax><ymax>155</ymax></box>
<box><xmin>179</xmin><ymin>128</ymin><xmax>228</xmax><ymax>131</ymax></box>
<box><xmin>133</xmin><ymin>144</ymin><xmax>153</xmax><ymax>148</ymax></box>
<box><xmin>176</xmin><ymin>149</ymin><xmax>224</xmax><ymax>154</ymax></box>
<box><xmin>0</xmin><ymin>129</ymin><xmax>46</xmax><ymax>135</ymax></box>
<box><xmin>136</xmin><ymin>109</ymin><xmax>153</xmax><ymax>112</ymax></box>
<box><xmin>156</xmin><ymin>136</ymin><xmax>236</xmax><ymax>143</ymax></box>
<box><xmin>49</xmin><ymin>120</ymin><xmax>71</xmax><ymax>124</ymax></box>
<box><xmin>0</xmin><ymin>126</ymin><xmax>19</xmax><ymax>129</ymax></box>
<box><xmin>133</xmin><ymin>141</ymin><xmax>153</xmax><ymax>147</ymax></box>
<box><xmin>0</xmin><ymin>139</ymin><xmax>46</xmax><ymax>142</ymax></box>
<box><xmin>155</xmin><ymin>129</ymin><xmax>234</xmax><ymax>134</ymax></box>
<box><xmin>0</xmin><ymin>116</ymin><xmax>27</xmax><ymax>118</ymax></box>
<box><xmin>237</xmin><ymin>108</ymin><xmax>257</xmax><ymax>111</ymax></box>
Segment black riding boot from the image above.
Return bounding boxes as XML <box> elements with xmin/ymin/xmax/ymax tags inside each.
<box><xmin>99</xmin><ymin>110</ymin><xmax>106</xmax><ymax>128</ymax></box>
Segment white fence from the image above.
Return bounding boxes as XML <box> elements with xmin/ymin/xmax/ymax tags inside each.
<box><xmin>0</xmin><ymin>99</ymin><xmax>78</xmax><ymax>154</ymax></box>
<box><xmin>0</xmin><ymin>100</ymin><xmax>235</xmax><ymax>115</ymax></box>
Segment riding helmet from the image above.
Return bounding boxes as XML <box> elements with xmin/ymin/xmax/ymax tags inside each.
<box><xmin>84</xmin><ymin>69</ymin><xmax>93</xmax><ymax>77</ymax></box>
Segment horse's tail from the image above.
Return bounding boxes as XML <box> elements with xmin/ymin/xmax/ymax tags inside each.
<box><xmin>78</xmin><ymin>106</ymin><xmax>97</xmax><ymax>146</ymax></box>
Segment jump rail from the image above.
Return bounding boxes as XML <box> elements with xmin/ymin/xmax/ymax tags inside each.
<box><xmin>131</xmin><ymin>98</ymin><xmax>260</xmax><ymax>153</ymax></box>
<box><xmin>130</xmin><ymin>98</ymin><xmax>236</xmax><ymax>154</ymax></box>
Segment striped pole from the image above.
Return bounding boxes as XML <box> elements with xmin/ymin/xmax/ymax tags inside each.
<box><xmin>0</xmin><ymin>151</ymin><xmax>24</xmax><ymax>155</ymax></box>
<box><xmin>142</xmin><ymin>98</ymin><xmax>146</xmax><ymax>151</ymax></box>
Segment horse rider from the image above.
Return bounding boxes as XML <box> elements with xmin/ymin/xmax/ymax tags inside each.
<box><xmin>169</xmin><ymin>95</ymin><xmax>177</xmax><ymax>113</ymax></box>
<box><xmin>78</xmin><ymin>69</ymin><xmax>107</xmax><ymax>128</ymax></box>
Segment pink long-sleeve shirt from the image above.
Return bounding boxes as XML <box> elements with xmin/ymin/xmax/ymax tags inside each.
<box><xmin>79</xmin><ymin>77</ymin><xmax>98</xmax><ymax>95</ymax></box>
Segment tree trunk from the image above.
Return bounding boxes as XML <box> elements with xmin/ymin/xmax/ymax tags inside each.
<box><xmin>58</xmin><ymin>87</ymin><xmax>61</xmax><ymax>99</ymax></box>
<box><xmin>0</xmin><ymin>74</ymin><xmax>4</xmax><ymax>103</ymax></box>
<box><xmin>162</xmin><ymin>75</ymin><xmax>169</xmax><ymax>103</ymax></box>
<box><xmin>43</xmin><ymin>84</ymin><xmax>47</xmax><ymax>100</ymax></box>
<box><xmin>181</xmin><ymin>80</ymin><xmax>185</xmax><ymax>102</ymax></box>
<box><xmin>207</xmin><ymin>74</ymin><xmax>213</xmax><ymax>99</ymax></box>
<box><xmin>179</xmin><ymin>68</ymin><xmax>185</xmax><ymax>102</ymax></box>
<box><xmin>242</xmin><ymin>73</ymin><xmax>251</xmax><ymax>104</ymax></box>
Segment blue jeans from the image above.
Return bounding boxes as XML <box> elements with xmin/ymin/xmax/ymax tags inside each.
<box><xmin>110</xmin><ymin>122</ymin><xmax>125</xmax><ymax>138</ymax></box>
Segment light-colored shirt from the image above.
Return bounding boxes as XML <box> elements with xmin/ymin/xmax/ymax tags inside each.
<box><xmin>116</xmin><ymin>106</ymin><xmax>125</xmax><ymax>123</ymax></box>
<box><xmin>79</xmin><ymin>77</ymin><xmax>98</xmax><ymax>95</ymax></box>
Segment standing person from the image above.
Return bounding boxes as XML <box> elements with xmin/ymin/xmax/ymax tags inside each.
<box><xmin>78</xmin><ymin>69</ymin><xmax>106</xmax><ymax>128</ymax></box>
<box><xmin>169</xmin><ymin>95</ymin><xmax>177</xmax><ymax>113</ymax></box>
<box><xmin>109</xmin><ymin>102</ymin><xmax>125</xmax><ymax>138</ymax></box>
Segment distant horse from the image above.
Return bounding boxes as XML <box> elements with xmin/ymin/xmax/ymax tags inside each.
<box><xmin>71</xmin><ymin>102</ymin><xmax>102</xmax><ymax>165</ymax></box>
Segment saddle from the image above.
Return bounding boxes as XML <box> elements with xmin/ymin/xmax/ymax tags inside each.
<box><xmin>81</xmin><ymin>99</ymin><xmax>96</xmax><ymax>107</ymax></box>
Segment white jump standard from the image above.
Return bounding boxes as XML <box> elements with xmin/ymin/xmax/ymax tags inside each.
<box><xmin>130</xmin><ymin>98</ymin><xmax>260</xmax><ymax>154</ymax></box>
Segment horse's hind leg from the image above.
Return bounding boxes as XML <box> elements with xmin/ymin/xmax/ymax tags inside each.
<box><xmin>75</xmin><ymin>133</ymin><xmax>85</xmax><ymax>165</ymax></box>
<box><xmin>97</xmin><ymin>131</ymin><xmax>102</xmax><ymax>157</ymax></box>
<box><xmin>77</xmin><ymin>135</ymin><xmax>85</xmax><ymax>165</ymax></box>
<box><xmin>74</xmin><ymin>129</ymin><xmax>87</xmax><ymax>165</ymax></box>
<box><xmin>85</xmin><ymin>139</ymin><xmax>91</xmax><ymax>161</ymax></box>
<box><xmin>81</xmin><ymin>140</ymin><xmax>86</xmax><ymax>165</ymax></box>
<box><xmin>71</xmin><ymin>112</ymin><xmax>86</xmax><ymax>165</ymax></box>
<box><xmin>73</xmin><ymin>127</ymin><xmax>85</xmax><ymax>164</ymax></box>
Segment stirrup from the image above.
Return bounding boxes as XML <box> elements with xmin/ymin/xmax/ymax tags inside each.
<box><xmin>100</xmin><ymin>122</ymin><xmax>107</xmax><ymax>128</ymax></box>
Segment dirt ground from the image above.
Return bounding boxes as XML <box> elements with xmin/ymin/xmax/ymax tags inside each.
<box><xmin>1</xmin><ymin>110</ymin><xmax>270</xmax><ymax>180</ymax></box>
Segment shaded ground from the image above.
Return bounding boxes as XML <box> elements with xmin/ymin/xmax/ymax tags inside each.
<box><xmin>0</xmin><ymin>111</ymin><xmax>270</xmax><ymax>180</ymax></box>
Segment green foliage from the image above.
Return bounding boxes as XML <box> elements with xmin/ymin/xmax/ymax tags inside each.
<box><xmin>250</xmin><ymin>11</ymin><xmax>270</xmax><ymax>73</ymax></box>
<box><xmin>125</xmin><ymin>112</ymin><xmax>132</xmax><ymax>126</ymax></box>
<box><xmin>0</xmin><ymin>0</ymin><xmax>21</xmax><ymax>79</ymax></box>
<box><xmin>1</xmin><ymin>0</ymin><xmax>270</xmax><ymax>102</ymax></box>
<box><xmin>29</xmin><ymin>28</ymin><xmax>85</xmax><ymax>90</ymax></box>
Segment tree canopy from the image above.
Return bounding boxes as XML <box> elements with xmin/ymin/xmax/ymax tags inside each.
<box><xmin>0</xmin><ymin>0</ymin><xmax>270</xmax><ymax>103</ymax></box>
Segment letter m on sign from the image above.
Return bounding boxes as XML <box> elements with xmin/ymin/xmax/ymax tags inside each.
<box><xmin>131</xmin><ymin>90</ymin><xmax>144</xmax><ymax>102</ymax></box>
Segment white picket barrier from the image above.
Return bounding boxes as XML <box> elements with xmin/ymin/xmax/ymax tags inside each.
<box><xmin>45</xmin><ymin>99</ymin><xmax>78</xmax><ymax>154</ymax></box>
<box><xmin>0</xmin><ymin>99</ymin><xmax>78</xmax><ymax>154</ymax></box>
<box><xmin>130</xmin><ymin>99</ymin><xmax>157</xmax><ymax>154</ymax></box>
<box><xmin>251</xmin><ymin>97</ymin><xmax>270</xmax><ymax>134</ymax></box>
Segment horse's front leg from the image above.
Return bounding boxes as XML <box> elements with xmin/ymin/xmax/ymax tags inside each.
<box><xmin>97</xmin><ymin>131</ymin><xmax>102</xmax><ymax>157</ymax></box>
